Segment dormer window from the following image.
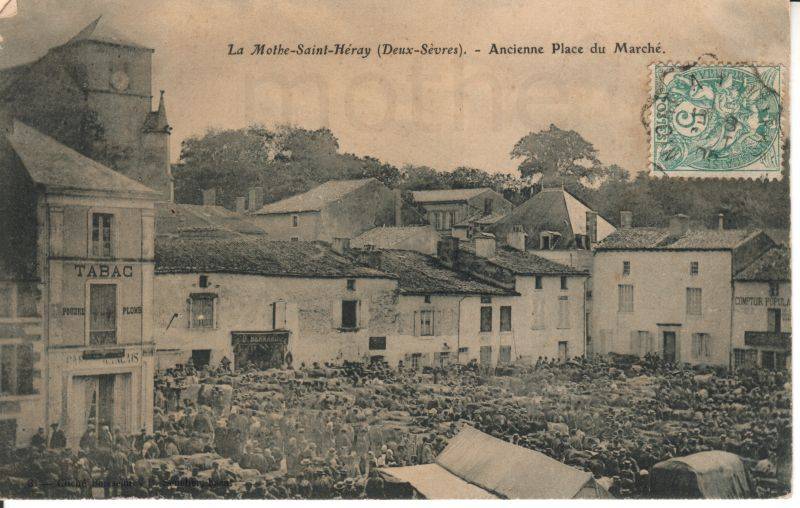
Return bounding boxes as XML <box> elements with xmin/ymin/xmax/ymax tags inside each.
<box><xmin>539</xmin><ymin>231</ymin><xmax>561</xmax><ymax>250</ymax></box>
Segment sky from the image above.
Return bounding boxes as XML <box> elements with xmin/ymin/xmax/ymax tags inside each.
<box><xmin>0</xmin><ymin>0</ymin><xmax>790</xmax><ymax>174</ymax></box>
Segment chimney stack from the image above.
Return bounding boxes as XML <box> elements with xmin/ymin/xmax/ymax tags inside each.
<box><xmin>234</xmin><ymin>197</ymin><xmax>247</xmax><ymax>213</ymax></box>
<box><xmin>620</xmin><ymin>210</ymin><xmax>633</xmax><ymax>229</ymax></box>
<box><xmin>475</xmin><ymin>232</ymin><xmax>497</xmax><ymax>259</ymax></box>
<box><xmin>202</xmin><ymin>188</ymin><xmax>217</xmax><ymax>206</ymax></box>
<box><xmin>717</xmin><ymin>213</ymin><xmax>725</xmax><ymax>230</ymax></box>
<box><xmin>394</xmin><ymin>188</ymin><xmax>403</xmax><ymax>227</ymax></box>
<box><xmin>437</xmin><ymin>236</ymin><xmax>460</xmax><ymax>270</ymax></box>
<box><xmin>507</xmin><ymin>225</ymin><xmax>526</xmax><ymax>251</ymax></box>
<box><xmin>248</xmin><ymin>187</ymin><xmax>265</xmax><ymax>211</ymax></box>
<box><xmin>586</xmin><ymin>211</ymin><xmax>598</xmax><ymax>245</ymax></box>
<box><xmin>358</xmin><ymin>248</ymin><xmax>382</xmax><ymax>269</ymax></box>
<box><xmin>332</xmin><ymin>237</ymin><xmax>350</xmax><ymax>256</ymax></box>
<box><xmin>668</xmin><ymin>214</ymin><xmax>690</xmax><ymax>236</ymax></box>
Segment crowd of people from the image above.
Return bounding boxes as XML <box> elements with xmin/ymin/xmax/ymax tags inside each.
<box><xmin>0</xmin><ymin>353</ymin><xmax>791</xmax><ymax>499</ymax></box>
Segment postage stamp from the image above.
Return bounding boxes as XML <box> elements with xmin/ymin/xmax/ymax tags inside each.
<box><xmin>650</xmin><ymin>63</ymin><xmax>783</xmax><ymax>178</ymax></box>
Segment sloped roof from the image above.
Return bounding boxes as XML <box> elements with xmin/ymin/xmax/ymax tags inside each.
<box><xmin>352</xmin><ymin>225</ymin><xmax>436</xmax><ymax>249</ymax></box>
<box><xmin>434</xmin><ymin>426</ymin><xmax>606</xmax><ymax>499</ymax></box>
<box><xmin>252</xmin><ymin>178</ymin><xmax>377</xmax><ymax>214</ymax></box>
<box><xmin>651</xmin><ymin>451</ymin><xmax>751</xmax><ymax>498</ymax></box>
<box><xmin>411</xmin><ymin>187</ymin><xmax>492</xmax><ymax>203</ymax></box>
<box><xmin>65</xmin><ymin>16</ymin><xmax>152</xmax><ymax>51</ymax></box>
<box><xmin>380</xmin><ymin>463</ymin><xmax>499</xmax><ymax>499</ymax></box>
<box><xmin>489</xmin><ymin>188</ymin><xmax>615</xmax><ymax>248</ymax></box>
<box><xmin>155</xmin><ymin>237</ymin><xmax>392</xmax><ymax>279</ymax></box>
<box><xmin>460</xmin><ymin>243</ymin><xmax>588</xmax><ymax>276</ymax></box>
<box><xmin>734</xmin><ymin>245</ymin><xmax>790</xmax><ymax>282</ymax></box>
<box><xmin>596</xmin><ymin>227</ymin><xmax>760</xmax><ymax>251</ymax></box>
<box><xmin>6</xmin><ymin>120</ymin><xmax>159</xmax><ymax>197</ymax></box>
<box><xmin>156</xmin><ymin>203</ymin><xmax>266</xmax><ymax>239</ymax></box>
<box><xmin>370</xmin><ymin>249</ymin><xmax>514</xmax><ymax>295</ymax></box>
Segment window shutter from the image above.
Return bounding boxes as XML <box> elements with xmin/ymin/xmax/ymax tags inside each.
<box><xmin>275</xmin><ymin>301</ymin><xmax>287</xmax><ymax>329</ymax></box>
<box><xmin>434</xmin><ymin>310</ymin><xmax>443</xmax><ymax>336</ymax></box>
<box><xmin>413</xmin><ymin>311</ymin><xmax>418</xmax><ymax>336</ymax></box>
<box><xmin>359</xmin><ymin>300</ymin><xmax>370</xmax><ymax>329</ymax></box>
<box><xmin>187</xmin><ymin>298</ymin><xmax>193</xmax><ymax>329</ymax></box>
<box><xmin>630</xmin><ymin>331</ymin><xmax>639</xmax><ymax>356</ymax></box>
<box><xmin>332</xmin><ymin>301</ymin><xmax>342</xmax><ymax>329</ymax></box>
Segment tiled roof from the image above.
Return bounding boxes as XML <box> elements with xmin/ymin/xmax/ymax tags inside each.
<box><xmin>155</xmin><ymin>237</ymin><xmax>392</xmax><ymax>279</ymax></box>
<box><xmin>411</xmin><ymin>188</ymin><xmax>491</xmax><ymax>203</ymax></box>
<box><xmin>734</xmin><ymin>246</ymin><xmax>790</xmax><ymax>282</ymax></box>
<box><xmin>596</xmin><ymin>227</ymin><xmax>759</xmax><ymax>251</ymax></box>
<box><xmin>366</xmin><ymin>249</ymin><xmax>513</xmax><ymax>295</ymax></box>
<box><xmin>460</xmin><ymin>243</ymin><xmax>588</xmax><ymax>276</ymax></box>
<box><xmin>252</xmin><ymin>178</ymin><xmax>376</xmax><ymax>214</ymax></box>
<box><xmin>156</xmin><ymin>203</ymin><xmax>266</xmax><ymax>239</ymax></box>
<box><xmin>352</xmin><ymin>226</ymin><xmax>436</xmax><ymax>249</ymax></box>
<box><xmin>7</xmin><ymin>121</ymin><xmax>160</xmax><ymax>197</ymax></box>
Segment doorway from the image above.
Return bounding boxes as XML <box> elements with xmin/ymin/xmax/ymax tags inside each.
<box><xmin>191</xmin><ymin>349</ymin><xmax>211</xmax><ymax>369</ymax></box>
<box><xmin>558</xmin><ymin>341</ymin><xmax>568</xmax><ymax>363</ymax></box>
<box><xmin>479</xmin><ymin>346</ymin><xmax>492</xmax><ymax>368</ymax></box>
<box><xmin>662</xmin><ymin>331</ymin><xmax>677</xmax><ymax>363</ymax></box>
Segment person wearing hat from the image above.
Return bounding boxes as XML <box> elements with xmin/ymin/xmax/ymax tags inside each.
<box><xmin>48</xmin><ymin>423</ymin><xmax>67</xmax><ymax>449</ymax></box>
<box><xmin>30</xmin><ymin>427</ymin><xmax>47</xmax><ymax>450</ymax></box>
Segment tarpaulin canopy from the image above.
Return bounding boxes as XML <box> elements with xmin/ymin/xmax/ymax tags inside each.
<box><xmin>651</xmin><ymin>450</ymin><xmax>753</xmax><ymax>498</ymax></box>
<box><xmin>381</xmin><ymin>425</ymin><xmax>612</xmax><ymax>499</ymax></box>
<box><xmin>379</xmin><ymin>463</ymin><xmax>498</xmax><ymax>499</ymax></box>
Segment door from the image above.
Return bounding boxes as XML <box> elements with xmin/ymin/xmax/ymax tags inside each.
<box><xmin>479</xmin><ymin>346</ymin><xmax>492</xmax><ymax>368</ymax></box>
<box><xmin>191</xmin><ymin>349</ymin><xmax>211</xmax><ymax>369</ymax></box>
<box><xmin>499</xmin><ymin>346</ymin><xmax>512</xmax><ymax>364</ymax></box>
<box><xmin>662</xmin><ymin>331</ymin><xmax>677</xmax><ymax>363</ymax></box>
<box><xmin>558</xmin><ymin>341</ymin><xmax>568</xmax><ymax>362</ymax></box>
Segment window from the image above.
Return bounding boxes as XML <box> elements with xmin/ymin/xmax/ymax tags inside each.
<box><xmin>0</xmin><ymin>419</ymin><xmax>16</xmax><ymax>449</ymax></box>
<box><xmin>369</xmin><ymin>337</ymin><xmax>386</xmax><ymax>350</ymax></box>
<box><xmin>420</xmin><ymin>309</ymin><xmax>434</xmax><ymax>336</ymax></box>
<box><xmin>534</xmin><ymin>276</ymin><xmax>542</xmax><ymax>290</ymax></box>
<box><xmin>690</xmin><ymin>261</ymin><xmax>699</xmax><ymax>276</ymax></box>
<box><xmin>410</xmin><ymin>352</ymin><xmax>422</xmax><ymax>370</ymax></box>
<box><xmin>341</xmin><ymin>300</ymin><xmax>358</xmax><ymax>329</ymax></box>
<box><xmin>761</xmin><ymin>350</ymin><xmax>775</xmax><ymax>370</ymax></box>
<box><xmin>432</xmin><ymin>211</ymin><xmax>443</xmax><ymax>230</ymax></box>
<box><xmin>500</xmin><ymin>306</ymin><xmax>512</xmax><ymax>332</ymax></box>
<box><xmin>0</xmin><ymin>285</ymin><xmax>13</xmax><ymax>318</ymax></box>
<box><xmin>769</xmin><ymin>282</ymin><xmax>780</xmax><ymax>297</ymax></box>
<box><xmin>435</xmin><ymin>351</ymin><xmax>451</xmax><ymax>367</ymax></box>
<box><xmin>480</xmin><ymin>296</ymin><xmax>492</xmax><ymax>304</ymax></box>
<box><xmin>290</xmin><ymin>237</ymin><xmax>299</xmax><ymax>242</ymax></box>
<box><xmin>199</xmin><ymin>275</ymin><xmax>209</xmax><ymax>288</ymax></box>
<box><xmin>424</xmin><ymin>295</ymin><xmax>431</xmax><ymax>304</ymax></box>
<box><xmin>622</xmin><ymin>261</ymin><xmax>630</xmax><ymax>276</ymax></box>
<box><xmin>531</xmin><ymin>299</ymin><xmax>546</xmax><ymax>330</ymax></box>
<box><xmin>270</xmin><ymin>301</ymin><xmax>287</xmax><ymax>330</ymax></box>
<box><xmin>633</xmin><ymin>330</ymin><xmax>653</xmax><ymax>356</ymax></box>
<box><xmin>15</xmin><ymin>283</ymin><xmax>37</xmax><ymax>318</ymax></box>
<box><xmin>458</xmin><ymin>346</ymin><xmax>469</xmax><ymax>354</ymax></box>
<box><xmin>686</xmin><ymin>288</ymin><xmax>702</xmax><ymax>317</ymax></box>
<box><xmin>480</xmin><ymin>306</ymin><xmax>492</xmax><ymax>332</ymax></box>
<box><xmin>560</xmin><ymin>276</ymin><xmax>568</xmax><ymax>290</ymax></box>
<box><xmin>557</xmin><ymin>296</ymin><xmax>570</xmax><ymax>329</ymax></box>
<box><xmin>443</xmin><ymin>211</ymin><xmax>452</xmax><ymax>230</ymax></box>
<box><xmin>540</xmin><ymin>232</ymin><xmax>561</xmax><ymax>250</ymax></box>
<box><xmin>618</xmin><ymin>284</ymin><xmax>634</xmax><ymax>313</ymax></box>
<box><xmin>767</xmin><ymin>308</ymin><xmax>781</xmax><ymax>333</ymax></box>
<box><xmin>448</xmin><ymin>211</ymin><xmax>456</xmax><ymax>228</ymax></box>
<box><xmin>189</xmin><ymin>293</ymin><xmax>215</xmax><ymax>329</ymax></box>
<box><xmin>499</xmin><ymin>346</ymin><xmax>512</xmax><ymax>364</ymax></box>
<box><xmin>292</xmin><ymin>215</ymin><xmax>299</xmax><ymax>227</ymax></box>
<box><xmin>0</xmin><ymin>344</ymin><xmax>34</xmax><ymax>396</ymax></box>
<box><xmin>484</xmin><ymin>198</ymin><xmax>493</xmax><ymax>215</ymax></box>
<box><xmin>691</xmin><ymin>333</ymin><xmax>711</xmax><ymax>360</ymax></box>
<box><xmin>89</xmin><ymin>284</ymin><xmax>117</xmax><ymax>344</ymax></box>
<box><xmin>91</xmin><ymin>213</ymin><xmax>113</xmax><ymax>258</ymax></box>
<box><xmin>733</xmin><ymin>348</ymin><xmax>758</xmax><ymax>369</ymax></box>
<box><xmin>346</xmin><ymin>279</ymin><xmax>356</xmax><ymax>291</ymax></box>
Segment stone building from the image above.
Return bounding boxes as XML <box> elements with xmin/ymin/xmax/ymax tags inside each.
<box><xmin>411</xmin><ymin>188</ymin><xmax>513</xmax><ymax>233</ymax></box>
<box><xmin>0</xmin><ymin>16</ymin><xmax>173</xmax><ymax>200</ymax></box>
<box><xmin>248</xmin><ymin>178</ymin><xmax>399</xmax><ymax>242</ymax></box>
<box><xmin>351</xmin><ymin>225</ymin><xmax>441</xmax><ymax>256</ymax></box>
<box><xmin>0</xmin><ymin>120</ymin><xmax>160</xmax><ymax>447</ymax></box>
<box><xmin>592</xmin><ymin>213</ymin><xmax>777</xmax><ymax>367</ymax></box>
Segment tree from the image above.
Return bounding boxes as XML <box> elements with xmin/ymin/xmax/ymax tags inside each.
<box><xmin>510</xmin><ymin>124</ymin><xmax>603</xmax><ymax>182</ymax></box>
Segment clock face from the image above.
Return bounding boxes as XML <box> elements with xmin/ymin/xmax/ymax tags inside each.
<box><xmin>110</xmin><ymin>70</ymin><xmax>130</xmax><ymax>92</ymax></box>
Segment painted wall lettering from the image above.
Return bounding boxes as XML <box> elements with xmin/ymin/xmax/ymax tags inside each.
<box><xmin>74</xmin><ymin>264</ymin><xmax>134</xmax><ymax>278</ymax></box>
<box><xmin>61</xmin><ymin>307</ymin><xmax>85</xmax><ymax>316</ymax></box>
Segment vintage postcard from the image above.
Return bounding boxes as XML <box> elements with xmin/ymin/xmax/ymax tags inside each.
<box><xmin>0</xmin><ymin>0</ymin><xmax>793</xmax><ymax>502</ymax></box>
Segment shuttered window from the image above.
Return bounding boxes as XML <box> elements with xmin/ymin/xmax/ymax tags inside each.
<box><xmin>686</xmin><ymin>288</ymin><xmax>702</xmax><ymax>316</ymax></box>
<box><xmin>557</xmin><ymin>296</ymin><xmax>570</xmax><ymax>329</ymax></box>
<box><xmin>692</xmin><ymin>333</ymin><xmax>711</xmax><ymax>360</ymax></box>
<box><xmin>189</xmin><ymin>294</ymin><xmax>215</xmax><ymax>329</ymax></box>
<box><xmin>500</xmin><ymin>306</ymin><xmax>512</xmax><ymax>332</ymax></box>
<box><xmin>618</xmin><ymin>284</ymin><xmax>634</xmax><ymax>313</ymax></box>
<box><xmin>480</xmin><ymin>306</ymin><xmax>492</xmax><ymax>332</ymax></box>
<box><xmin>420</xmin><ymin>310</ymin><xmax>434</xmax><ymax>336</ymax></box>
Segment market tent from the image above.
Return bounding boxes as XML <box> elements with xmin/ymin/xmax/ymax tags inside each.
<box><xmin>650</xmin><ymin>451</ymin><xmax>753</xmax><ymax>498</ymax></box>
<box><xmin>379</xmin><ymin>463</ymin><xmax>498</xmax><ymax>499</ymax></box>
<box><xmin>382</xmin><ymin>426</ymin><xmax>611</xmax><ymax>499</ymax></box>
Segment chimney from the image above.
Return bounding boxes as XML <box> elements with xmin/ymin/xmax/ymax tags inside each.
<box><xmin>394</xmin><ymin>188</ymin><xmax>403</xmax><ymax>227</ymax></box>
<box><xmin>234</xmin><ymin>197</ymin><xmax>247</xmax><ymax>213</ymax></box>
<box><xmin>332</xmin><ymin>237</ymin><xmax>350</xmax><ymax>256</ymax></box>
<box><xmin>248</xmin><ymin>187</ymin><xmax>265</xmax><ymax>211</ymax></box>
<box><xmin>202</xmin><ymin>188</ymin><xmax>217</xmax><ymax>206</ymax></box>
<box><xmin>717</xmin><ymin>213</ymin><xmax>725</xmax><ymax>230</ymax></box>
<box><xmin>358</xmin><ymin>248</ymin><xmax>383</xmax><ymax>269</ymax></box>
<box><xmin>475</xmin><ymin>232</ymin><xmax>496</xmax><ymax>259</ymax></box>
<box><xmin>620</xmin><ymin>210</ymin><xmax>633</xmax><ymax>229</ymax></box>
<box><xmin>507</xmin><ymin>225</ymin><xmax>526</xmax><ymax>251</ymax></box>
<box><xmin>586</xmin><ymin>211</ymin><xmax>598</xmax><ymax>244</ymax></box>
<box><xmin>437</xmin><ymin>236</ymin><xmax>460</xmax><ymax>269</ymax></box>
<box><xmin>668</xmin><ymin>214</ymin><xmax>690</xmax><ymax>236</ymax></box>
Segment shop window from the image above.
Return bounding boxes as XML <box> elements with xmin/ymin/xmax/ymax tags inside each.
<box><xmin>91</xmin><ymin>213</ymin><xmax>114</xmax><ymax>258</ymax></box>
<box><xmin>89</xmin><ymin>284</ymin><xmax>117</xmax><ymax>344</ymax></box>
<box><xmin>686</xmin><ymin>288</ymin><xmax>702</xmax><ymax>317</ymax></box>
<box><xmin>618</xmin><ymin>284</ymin><xmax>634</xmax><ymax>313</ymax></box>
<box><xmin>189</xmin><ymin>293</ymin><xmax>215</xmax><ymax>329</ymax></box>
<box><xmin>500</xmin><ymin>306</ymin><xmax>512</xmax><ymax>332</ymax></box>
<box><xmin>480</xmin><ymin>306</ymin><xmax>492</xmax><ymax>332</ymax></box>
<box><xmin>767</xmin><ymin>308</ymin><xmax>781</xmax><ymax>333</ymax></box>
<box><xmin>341</xmin><ymin>300</ymin><xmax>358</xmax><ymax>329</ymax></box>
<box><xmin>369</xmin><ymin>337</ymin><xmax>386</xmax><ymax>350</ymax></box>
<box><xmin>733</xmin><ymin>348</ymin><xmax>758</xmax><ymax>369</ymax></box>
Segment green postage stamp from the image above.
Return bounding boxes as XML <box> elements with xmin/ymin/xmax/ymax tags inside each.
<box><xmin>650</xmin><ymin>63</ymin><xmax>783</xmax><ymax>178</ymax></box>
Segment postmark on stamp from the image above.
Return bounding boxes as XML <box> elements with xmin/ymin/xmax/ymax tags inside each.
<box><xmin>650</xmin><ymin>63</ymin><xmax>783</xmax><ymax>178</ymax></box>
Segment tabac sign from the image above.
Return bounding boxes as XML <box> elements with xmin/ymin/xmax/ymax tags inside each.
<box><xmin>73</xmin><ymin>264</ymin><xmax>135</xmax><ymax>278</ymax></box>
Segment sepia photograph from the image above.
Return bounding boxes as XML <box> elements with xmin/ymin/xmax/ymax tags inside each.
<box><xmin>0</xmin><ymin>0</ymin><xmax>794</xmax><ymax>502</ymax></box>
